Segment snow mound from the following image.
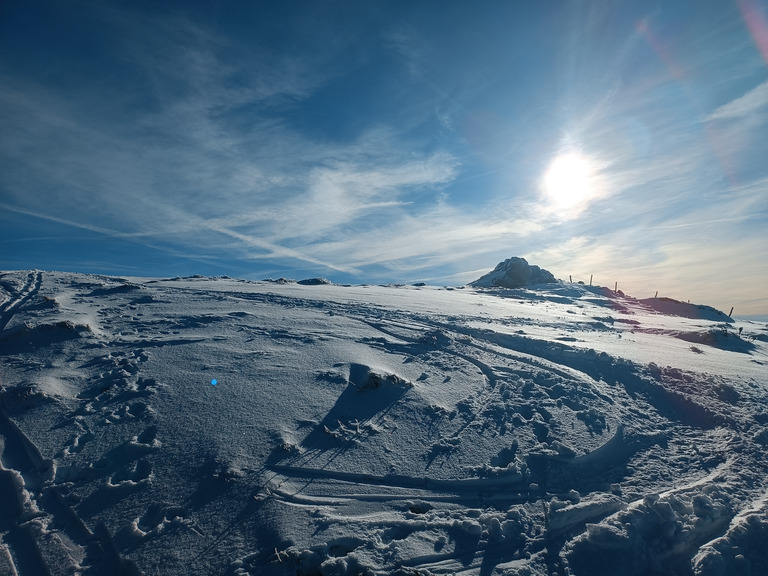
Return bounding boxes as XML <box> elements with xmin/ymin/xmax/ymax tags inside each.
<box><xmin>470</xmin><ymin>257</ymin><xmax>557</xmax><ymax>288</ymax></box>
<box><xmin>349</xmin><ymin>363</ymin><xmax>413</xmax><ymax>391</ymax></box>
<box><xmin>565</xmin><ymin>486</ymin><xmax>734</xmax><ymax>576</ymax></box>
<box><xmin>692</xmin><ymin>492</ymin><xmax>768</xmax><ymax>575</ymax></box>
<box><xmin>0</xmin><ymin>320</ymin><xmax>92</xmax><ymax>352</ymax></box>
<box><xmin>638</xmin><ymin>297</ymin><xmax>733</xmax><ymax>322</ymax></box>
<box><xmin>674</xmin><ymin>327</ymin><xmax>756</xmax><ymax>353</ymax></box>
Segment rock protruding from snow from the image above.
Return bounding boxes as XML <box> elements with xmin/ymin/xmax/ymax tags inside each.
<box><xmin>470</xmin><ymin>257</ymin><xmax>557</xmax><ymax>289</ymax></box>
<box><xmin>297</xmin><ymin>277</ymin><xmax>332</xmax><ymax>286</ymax></box>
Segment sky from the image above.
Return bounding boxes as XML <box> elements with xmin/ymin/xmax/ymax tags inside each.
<box><xmin>1</xmin><ymin>0</ymin><xmax>767</xmax><ymax>315</ymax></box>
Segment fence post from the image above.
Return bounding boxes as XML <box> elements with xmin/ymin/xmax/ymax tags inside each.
<box><xmin>729</xmin><ymin>307</ymin><xmax>734</xmax><ymax>317</ymax></box>
<box><xmin>589</xmin><ymin>274</ymin><xmax>592</xmax><ymax>286</ymax></box>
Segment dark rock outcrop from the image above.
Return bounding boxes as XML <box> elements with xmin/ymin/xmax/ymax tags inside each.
<box><xmin>470</xmin><ymin>257</ymin><xmax>557</xmax><ymax>289</ymax></box>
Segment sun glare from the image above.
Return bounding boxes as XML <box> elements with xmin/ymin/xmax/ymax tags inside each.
<box><xmin>542</xmin><ymin>152</ymin><xmax>594</xmax><ymax>210</ymax></box>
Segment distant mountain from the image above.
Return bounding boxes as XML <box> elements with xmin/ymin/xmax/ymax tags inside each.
<box><xmin>469</xmin><ymin>256</ymin><xmax>557</xmax><ymax>288</ymax></box>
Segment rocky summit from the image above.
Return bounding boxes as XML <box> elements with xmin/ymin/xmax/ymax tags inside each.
<box><xmin>469</xmin><ymin>256</ymin><xmax>557</xmax><ymax>288</ymax></box>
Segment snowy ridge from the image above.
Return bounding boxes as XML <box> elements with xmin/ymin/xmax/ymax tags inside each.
<box><xmin>0</xmin><ymin>270</ymin><xmax>766</xmax><ymax>575</ymax></box>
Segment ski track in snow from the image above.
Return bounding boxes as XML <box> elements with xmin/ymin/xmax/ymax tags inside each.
<box><xmin>0</xmin><ymin>270</ymin><xmax>766</xmax><ymax>576</ymax></box>
<box><xmin>0</xmin><ymin>271</ymin><xmax>42</xmax><ymax>332</ymax></box>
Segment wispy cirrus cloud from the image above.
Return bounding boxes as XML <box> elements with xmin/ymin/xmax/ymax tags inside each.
<box><xmin>0</xmin><ymin>6</ymin><xmax>467</xmax><ymax>277</ymax></box>
<box><xmin>706</xmin><ymin>79</ymin><xmax>768</xmax><ymax>121</ymax></box>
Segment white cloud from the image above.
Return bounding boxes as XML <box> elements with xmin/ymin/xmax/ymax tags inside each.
<box><xmin>706</xmin><ymin>80</ymin><xmax>768</xmax><ymax>121</ymax></box>
<box><xmin>0</xmin><ymin>202</ymin><xmax>152</xmax><ymax>240</ymax></box>
<box><xmin>270</xmin><ymin>154</ymin><xmax>458</xmax><ymax>240</ymax></box>
<box><xmin>297</xmin><ymin>199</ymin><xmax>545</xmax><ymax>279</ymax></box>
<box><xmin>383</xmin><ymin>27</ymin><xmax>429</xmax><ymax>79</ymax></box>
<box><xmin>0</xmin><ymin>5</ymin><xmax>464</xmax><ymax>273</ymax></box>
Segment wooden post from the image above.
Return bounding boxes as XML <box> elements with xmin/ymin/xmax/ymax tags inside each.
<box><xmin>589</xmin><ymin>274</ymin><xmax>592</xmax><ymax>286</ymax></box>
<box><xmin>654</xmin><ymin>291</ymin><xmax>658</xmax><ymax>298</ymax></box>
<box><xmin>614</xmin><ymin>281</ymin><xmax>618</xmax><ymax>293</ymax></box>
<box><xmin>569</xmin><ymin>275</ymin><xmax>572</xmax><ymax>283</ymax></box>
<box><xmin>729</xmin><ymin>307</ymin><xmax>734</xmax><ymax>317</ymax></box>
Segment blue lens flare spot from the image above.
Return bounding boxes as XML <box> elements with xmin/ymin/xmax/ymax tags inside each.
<box><xmin>211</xmin><ymin>379</ymin><xmax>218</xmax><ymax>386</ymax></box>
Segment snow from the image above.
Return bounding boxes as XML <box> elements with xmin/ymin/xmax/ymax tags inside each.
<box><xmin>0</xmin><ymin>269</ymin><xmax>767</xmax><ymax>575</ymax></box>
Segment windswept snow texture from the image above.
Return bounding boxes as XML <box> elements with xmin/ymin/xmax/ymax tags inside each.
<box><xmin>0</xmin><ymin>271</ymin><xmax>767</xmax><ymax>576</ymax></box>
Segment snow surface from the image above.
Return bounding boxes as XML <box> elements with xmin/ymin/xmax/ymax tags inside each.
<box><xmin>0</xmin><ymin>270</ymin><xmax>767</xmax><ymax>575</ymax></box>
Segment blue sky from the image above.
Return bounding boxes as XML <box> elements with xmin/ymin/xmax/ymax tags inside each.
<box><xmin>1</xmin><ymin>1</ymin><xmax>767</xmax><ymax>314</ymax></box>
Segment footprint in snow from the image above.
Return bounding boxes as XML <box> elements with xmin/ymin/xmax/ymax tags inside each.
<box><xmin>108</xmin><ymin>458</ymin><xmax>152</xmax><ymax>487</ymax></box>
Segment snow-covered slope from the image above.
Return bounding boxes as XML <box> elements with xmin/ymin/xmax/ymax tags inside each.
<box><xmin>0</xmin><ymin>270</ymin><xmax>766</xmax><ymax>576</ymax></box>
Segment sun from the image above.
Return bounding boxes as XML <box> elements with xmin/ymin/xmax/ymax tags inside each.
<box><xmin>542</xmin><ymin>152</ymin><xmax>594</xmax><ymax>210</ymax></box>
